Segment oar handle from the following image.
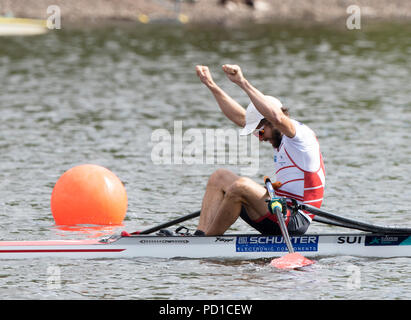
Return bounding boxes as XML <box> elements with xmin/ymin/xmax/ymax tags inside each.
<box><xmin>264</xmin><ymin>176</ymin><xmax>283</xmax><ymax>215</ymax></box>
<box><xmin>264</xmin><ymin>176</ymin><xmax>275</xmax><ymax>198</ymax></box>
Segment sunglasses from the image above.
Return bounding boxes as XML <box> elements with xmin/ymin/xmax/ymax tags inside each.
<box><xmin>253</xmin><ymin>125</ymin><xmax>265</xmax><ymax>138</ymax></box>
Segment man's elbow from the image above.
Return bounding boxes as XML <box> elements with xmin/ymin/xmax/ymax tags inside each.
<box><xmin>238</xmin><ymin>116</ymin><xmax>246</xmax><ymax>128</ymax></box>
<box><xmin>267</xmin><ymin>112</ymin><xmax>284</xmax><ymax>126</ymax></box>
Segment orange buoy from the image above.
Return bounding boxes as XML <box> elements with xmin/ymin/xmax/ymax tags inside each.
<box><xmin>51</xmin><ymin>164</ymin><xmax>128</xmax><ymax>225</ymax></box>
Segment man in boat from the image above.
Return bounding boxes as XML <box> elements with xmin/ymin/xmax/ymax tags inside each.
<box><xmin>194</xmin><ymin>64</ymin><xmax>325</xmax><ymax>236</ymax></box>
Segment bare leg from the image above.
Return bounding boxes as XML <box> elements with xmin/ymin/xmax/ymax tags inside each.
<box><xmin>197</xmin><ymin>169</ymin><xmax>240</xmax><ymax>232</ymax></box>
<box><xmin>197</xmin><ymin>169</ymin><xmax>269</xmax><ymax>235</ymax></box>
<box><xmin>205</xmin><ymin>177</ymin><xmax>268</xmax><ymax>235</ymax></box>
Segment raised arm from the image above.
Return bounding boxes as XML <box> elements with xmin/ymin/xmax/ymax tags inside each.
<box><xmin>196</xmin><ymin>65</ymin><xmax>246</xmax><ymax>128</ymax></box>
<box><xmin>221</xmin><ymin>64</ymin><xmax>296</xmax><ymax>138</ymax></box>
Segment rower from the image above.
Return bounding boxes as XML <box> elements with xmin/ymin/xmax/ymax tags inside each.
<box><xmin>194</xmin><ymin>64</ymin><xmax>325</xmax><ymax>236</ymax></box>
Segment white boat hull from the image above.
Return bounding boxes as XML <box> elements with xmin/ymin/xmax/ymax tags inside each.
<box><xmin>0</xmin><ymin>233</ymin><xmax>410</xmax><ymax>259</ymax></box>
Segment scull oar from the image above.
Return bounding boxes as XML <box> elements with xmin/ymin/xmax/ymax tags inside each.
<box><xmin>130</xmin><ymin>210</ymin><xmax>201</xmax><ymax>235</ymax></box>
<box><xmin>264</xmin><ymin>176</ymin><xmax>314</xmax><ymax>269</ymax></box>
<box><xmin>301</xmin><ymin>204</ymin><xmax>411</xmax><ymax>234</ymax></box>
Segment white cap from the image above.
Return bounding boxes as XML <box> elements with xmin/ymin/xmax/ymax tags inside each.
<box><xmin>239</xmin><ymin>96</ymin><xmax>283</xmax><ymax>136</ymax></box>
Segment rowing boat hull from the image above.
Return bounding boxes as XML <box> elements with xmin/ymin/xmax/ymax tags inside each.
<box><xmin>0</xmin><ymin>233</ymin><xmax>410</xmax><ymax>259</ymax></box>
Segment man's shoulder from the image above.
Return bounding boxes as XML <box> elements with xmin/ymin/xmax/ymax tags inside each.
<box><xmin>285</xmin><ymin>119</ymin><xmax>319</xmax><ymax>147</ymax></box>
<box><xmin>290</xmin><ymin>118</ymin><xmax>315</xmax><ymax>131</ymax></box>
<box><xmin>281</xmin><ymin>120</ymin><xmax>322</xmax><ymax>172</ymax></box>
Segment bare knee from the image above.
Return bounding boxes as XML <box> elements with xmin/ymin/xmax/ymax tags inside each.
<box><xmin>225</xmin><ymin>177</ymin><xmax>252</xmax><ymax>201</ymax></box>
<box><xmin>207</xmin><ymin>168</ymin><xmax>238</xmax><ymax>190</ymax></box>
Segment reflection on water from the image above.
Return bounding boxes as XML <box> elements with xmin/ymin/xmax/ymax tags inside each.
<box><xmin>0</xmin><ymin>22</ymin><xmax>410</xmax><ymax>299</ymax></box>
<box><xmin>52</xmin><ymin>224</ymin><xmax>124</xmax><ymax>238</ymax></box>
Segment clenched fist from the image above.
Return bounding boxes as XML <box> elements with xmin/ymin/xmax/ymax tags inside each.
<box><xmin>196</xmin><ymin>65</ymin><xmax>216</xmax><ymax>88</ymax></box>
<box><xmin>222</xmin><ymin>64</ymin><xmax>246</xmax><ymax>86</ymax></box>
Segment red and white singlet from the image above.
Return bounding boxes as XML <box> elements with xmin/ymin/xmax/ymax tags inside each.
<box><xmin>274</xmin><ymin>119</ymin><xmax>325</xmax><ymax>221</ymax></box>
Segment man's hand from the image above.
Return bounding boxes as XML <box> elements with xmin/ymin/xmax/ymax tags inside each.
<box><xmin>196</xmin><ymin>65</ymin><xmax>216</xmax><ymax>88</ymax></box>
<box><xmin>222</xmin><ymin>64</ymin><xmax>246</xmax><ymax>86</ymax></box>
<box><xmin>196</xmin><ymin>65</ymin><xmax>246</xmax><ymax>127</ymax></box>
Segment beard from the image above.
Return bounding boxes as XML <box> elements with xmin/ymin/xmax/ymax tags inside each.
<box><xmin>271</xmin><ymin>129</ymin><xmax>283</xmax><ymax>148</ymax></box>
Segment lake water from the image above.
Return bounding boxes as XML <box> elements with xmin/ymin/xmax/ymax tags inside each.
<box><xmin>0</xmin><ymin>21</ymin><xmax>410</xmax><ymax>300</ymax></box>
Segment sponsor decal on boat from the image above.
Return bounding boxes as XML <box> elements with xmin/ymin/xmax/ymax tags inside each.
<box><xmin>215</xmin><ymin>237</ymin><xmax>235</xmax><ymax>243</ymax></box>
<box><xmin>365</xmin><ymin>235</ymin><xmax>411</xmax><ymax>246</ymax></box>
<box><xmin>235</xmin><ymin>235</ymin><xmax>318</xmax><ymax>252</ymax></box>
<box><xmin>139</xmin><ymin>239</ymin><xmax>190</xmax><ymax>244</ymax></box>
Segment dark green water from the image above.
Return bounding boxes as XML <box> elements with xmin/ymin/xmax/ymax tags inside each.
<box><xmin>0</xmin><ymin>22</ymin><xmax>410</xmax><ymax>299</ymax></box>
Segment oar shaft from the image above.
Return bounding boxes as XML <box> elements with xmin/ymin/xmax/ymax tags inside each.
<box><xmin>275</xmin><ymin>207</ymin><xmax>294</xmax><ymax>253</ymax></box>
<box><xmin>264</xmin><ymin>176</ymin><xmax>295</xmax><ymax>253</ymax></box>
<box><xmin>313</xmin><ymin>216</ymin><xmax>365</xmax><ymax>230</ymax></box>
<box><xmin>132</xmin><ymin>210</ymin><xmax>201</xmax><ymax>235</ymax></box>
<box><xmin>302</xmin><ymin>204</ymin><xmax>411</xmax><ymax>234</ymax></box>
